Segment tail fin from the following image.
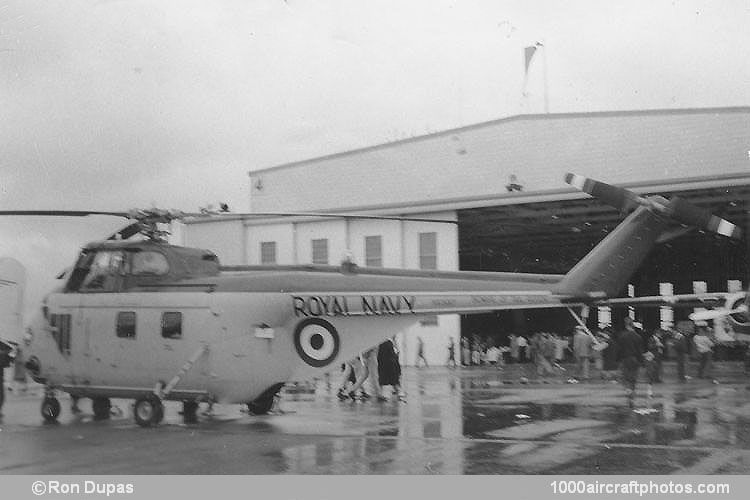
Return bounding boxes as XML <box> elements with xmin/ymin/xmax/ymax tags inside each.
<box><xmin>555</xmin><ymin>174</ymin><xmax>742</xmax><ymax>297</ymax></box>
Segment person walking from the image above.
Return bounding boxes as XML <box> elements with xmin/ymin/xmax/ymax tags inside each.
<box><xmin>377</xmin><ymin>337</ymin><xmax>404</xmax><ymax>401</ymax></box>
<box><xmin>363</xmin><ymin>347</ymin><xmax>381</xmax><ymax>399</ymax></box>
<box><xmin>0</xmin><ymin>340</ymin><xmax>13</xmax><ymax>417</ymax></box>
<box><xmin>509</xmin><ymin>334</ymin><xmax>519</xmax><ymax>364</ymax></box>
<box><xmin>337</xmin><ymin>354</ymin><xmax>370</xmax><ymax>400</ymax></box>
<box><xmin>460</xmin><ymin>337</ymin><xmax>470</xmax><ymax>367</ymax></box>
<box><xmin>416</xmin><ymin>336</ymin><xmax>428</xmax><ymax>368</ymax></box>
<box><xmin>573</xmin><ymin>326</ymin><xmax>593</xmax><ymax>381</ymax></box>
<box><xmin>517</xmin><ymin>335</ymin><xmax>528</xmax><ymax>363</ymax></box>
<box><xmin>12</xmin><ymin>342</ymin><xmax>28</xmax><ymax>394</ymax></box>
<box><xmin>617</xmin><ymin>317</ymin><xmax>644</xmax><ymax>399</ymax></box>
<box><xmin>671</xmin><ymin>328</ymin><xmax>688</xmax><ymax>382</ymax></box>
<box><xmin>446</xmin><ymin>338</ymin><xmax>457</xmax><ymax>368</ymax></box>
<box><xmin>646</xmin><ymin>331</ymin><xmax>664</xmax><ymax>384</ymax></box>
<box><xmin>693</xmin><ymin>324</ymin><xmax>715</xmax><ymax>381</ymax></box>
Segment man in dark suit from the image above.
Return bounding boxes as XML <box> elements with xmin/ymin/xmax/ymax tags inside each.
<box><xmin>617</xmin><ymin>317</ymin><xmax>644</xmax><ymax>398</ymax></box>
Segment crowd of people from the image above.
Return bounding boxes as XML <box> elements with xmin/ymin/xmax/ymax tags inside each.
<box><xmin>336</xmin><ymin>336</ymin><xmax>405</xmax><ymax>402</ymax></box>
<box><xmin>455</xmin><ymin>317</ymin><xmax>733</xmax><ymax>399</ymax></box>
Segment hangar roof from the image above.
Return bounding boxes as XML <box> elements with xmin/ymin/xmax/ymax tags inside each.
<box><xmin>248</xmin><ymin>106</ymin><xmax>750</xmax><ymax>215</ymax></box>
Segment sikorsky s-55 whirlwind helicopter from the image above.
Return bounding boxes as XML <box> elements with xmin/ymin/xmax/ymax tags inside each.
<box><xmin>2</xmin><ymin>173</ymin><xmax>745</xmax><ymax>427</ymax></box>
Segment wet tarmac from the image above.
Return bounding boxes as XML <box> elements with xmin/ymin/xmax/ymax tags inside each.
<box><xmin>2</xmin><ymin>362</ymin><xmax>750</xmax><ymax>474</ymax></box>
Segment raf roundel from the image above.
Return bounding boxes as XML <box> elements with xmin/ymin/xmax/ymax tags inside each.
<box><xmin>293</xmin><ymin>318</ymin><xmax>340</xmax><ymax>367</ymax></box>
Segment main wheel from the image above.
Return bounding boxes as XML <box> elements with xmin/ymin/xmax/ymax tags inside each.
<box><xmin>92</xmin><ymin>397</ymin><xmax>112</xmax><ymax>420</ymax></box>
<box><xmin>247</xmin><ymin>397</ymin><xmax>274</xmax><ymax>415</ymax></box>
<box><xmin>181</xmin><ymin>400</ymin><xmax>198</xmax><ymax>424</ymax></box>
<box><xmin>133</xmin><ymin>395</ymin><xmax>164</xmax><ymax>427</ymax></box>
<box><xmin>41</xmin><ymin>397</ymin><xmax>61</xmax><ymax>423</ymax></box>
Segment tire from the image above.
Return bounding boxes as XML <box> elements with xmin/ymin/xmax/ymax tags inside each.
<box><xmin>133</xmin><ymin>395</ymin><xmax>164</xmax><ymax>427</ymax></box>
<box><xmin>92</xmin><ymin>397</ymin><xmax>111</xmax><ymax>420</ymax></box>
<box><xmin>41</xmin><ymin>397</ymin><xmax>61</xmax><ymax>423</ymax></box>
<box><xmin>181</xmin><ymin>401</ymin><xmax>198</xmax><ymax>424</ymax></box>
<box><xmin>247</xmin><ymin>397</ymin><xmax>274</xmax><ymax>415</ymax></box>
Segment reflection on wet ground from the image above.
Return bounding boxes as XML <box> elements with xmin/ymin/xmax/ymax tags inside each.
<box><xmin>1</xmin><ymin>362</ymin><xmax>750</xmax><ymax>474</ymax></box>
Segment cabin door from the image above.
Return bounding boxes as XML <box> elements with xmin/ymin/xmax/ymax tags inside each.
<box><xmin>46</xmin><ymin>293</ymin><xmax>81</xmax><ymax>385</ymax></box>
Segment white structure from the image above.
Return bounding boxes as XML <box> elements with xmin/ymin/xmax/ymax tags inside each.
<box><xmin>182</xmin><ymin>107</ymin><xmax>750</xmax><ymax>365</ymax></box>
<box><xmin>183</xmin><ymin>214</ymin><xmax>459</xmax><ymax>367</ymax></box>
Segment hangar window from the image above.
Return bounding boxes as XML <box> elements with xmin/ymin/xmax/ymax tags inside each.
<box><xmin>260</xmin><ymin>241</ymin><xmax>277</xmax><ymax>264</ymax></box>
<box><xmin>312</xmin><ymin>238</ymin><xmax>328</xmax><ymax>265</ymax></box>
<box><xmin>419</xmin><ymin>232</ymin><xmax>437</xmax><ymax>270</ymax></box>
<box><xmin>365</xmin><ymin>236</ymin><xmax>382</xmax><ymax>267</ymax></box>
<box><xmin>161</xmin><ymin>312</ymin><xmax>182</xmax><ymax>339</ymax></box>
<box><xmin>131</xmin><ymin>251</ymin><xmax>169</xmax><ymax>276</ymax></box>
<box><xmin>116</xmin><ymin>311</ymin><xmax>136</xmax><ymax>338</ymax></box>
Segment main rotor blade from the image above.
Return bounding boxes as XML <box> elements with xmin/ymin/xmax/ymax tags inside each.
<box><xmin>0</xmin><ymin>210</ymin><xmax>130</xmax><ymax>218</ymax></box>
<box><xmin>185</xmin><ymin>212</ymin><xmax>459</xmax><ymax>224</ymax></box>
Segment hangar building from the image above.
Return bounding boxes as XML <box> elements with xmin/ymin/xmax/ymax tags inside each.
<box><xmin>181</xmin><ymin>107</ymin><xmax>750</xmax><ymax>366</ymax></box>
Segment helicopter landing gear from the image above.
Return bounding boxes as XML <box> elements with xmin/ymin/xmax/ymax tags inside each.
<box><xmin>133</xmin><ymin>395</ymin><xmax>164</xmax><ymax>427</ymax></box>
<box><xmin>247</xmin><ymin>383</ymin><xmax>285</xmax><ymax>415</ymax></box>
<box><xmin>41</xmin><ymin>396</ymin><xmax>61</xmax><ymax>423</ymax></box>
<box><xmin>247</xmin><ymin>397</ymin><xmax>274</xmax><ymax>415</ymax></box>
<box><xmin>181</xmin><ymin>400</ymin><xmax>199</xmax><ymax>424</ymax></box>
<box><xmin>92</xmin><ymin>397</ymin><xmax>112</xmax><ymax>420</ymax></box>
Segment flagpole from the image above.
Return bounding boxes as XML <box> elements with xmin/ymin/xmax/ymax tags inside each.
<box><xmin>540</xmin><ymin>41</ymin><xmax>549</xmax><ymax>113</ymax></box>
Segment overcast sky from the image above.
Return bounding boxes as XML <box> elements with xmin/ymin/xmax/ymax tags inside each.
<box><xmin>1</xmin><ymin>0</ymin><xmax>749</xmax><ymax>324</ymax></box>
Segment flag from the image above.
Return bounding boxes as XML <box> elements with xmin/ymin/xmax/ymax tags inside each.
<box><xmin>524</xmin><ymin>45</ymin><xmax>537</xmax><ymax>76</ymax></box>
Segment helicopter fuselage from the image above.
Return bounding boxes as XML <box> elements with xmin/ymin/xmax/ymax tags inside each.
<box><xmin>25</xmin><ymin>240</ymin><xmax>569</xmax><ymax>406</ymax></box>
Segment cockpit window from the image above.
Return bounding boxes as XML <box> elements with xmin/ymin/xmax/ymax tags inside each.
<box><xmin>80</xmin><ymin>251</ymin><xmax>127</xmax><ymax>291</ymax></box>
<box><xmin>131</xmin><ymin>251</ymin><xmax>169</xmax><ymax>276</ymax></box>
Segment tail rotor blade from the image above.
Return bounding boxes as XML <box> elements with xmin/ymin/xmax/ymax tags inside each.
<box><xmin>564</xmin><ymin>173</ymin><xmax>641</xmax><ymax>212</ymax></box>
<box><xmin>566</xmin><ymin>173</ymin><xmax>742</xmax><ymax>240</ymax></box>
<box><xmin>668</xmin><ymin>197</ymin><xmax>742</xmax><ymax>239</ymax></box>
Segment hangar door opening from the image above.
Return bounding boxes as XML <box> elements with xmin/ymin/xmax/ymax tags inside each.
<box><xmin>456</xmin><ymin>185</ymin><xmax>750</xmax><ymax>349</ymax></box>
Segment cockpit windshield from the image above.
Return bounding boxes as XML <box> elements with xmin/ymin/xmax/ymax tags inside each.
<box><xmin>79</xmin><ymin>251</ymin><xmax>128</xmax><ymax>290</ymax></box>
<box><xmin>64</xmin><ymin>248</ymin><xmax>170</xmax><ymax>292</ymax></box>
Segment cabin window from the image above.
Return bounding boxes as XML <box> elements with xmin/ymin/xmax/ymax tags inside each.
<box><xmin>161</xmin><ymin>312</ymin><xmax>182</xmax><ymax>339</ymax></box>
<box><xmin>311</xmin><ymin>238</ymin><xmax>328</xmax><ymax>265</ymax></box>
<box><xmin>50</xmin><ymin>313</ymin><xmax>72</xmax><ymax>355</ymax></box>
<box><xmin>80</xmin><ymin>250</ymin><xmax>127</xmax><ymax>291</ymax></box>
<box><xmin>116</xmin><ymin>311</ymin><xmax>136</xmax><ymax>338</ymax></box>
<box><xmin>131</xmin><ymin>251</ymin><xmax>169</xmax><ymax>276</ymax></box>
<box><xmin>365</xmin><ymin>236</ymin><xmax>382</xmax><ymax>267</ymax></box>
<box><xmin>419</xmin><ymin>232</ymin><xmax>437</xmax><ymax>270</ymax></box>
<box><xmin>260</xmin><ymin>241</ymin><xmax>277</xmax><ymax>264</ymax></box>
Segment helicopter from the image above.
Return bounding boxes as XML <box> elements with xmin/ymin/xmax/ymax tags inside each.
<box><xmin>1</xmin><ymin>173</ymin><xmax>743</xmax><ymax>427</ymax></box>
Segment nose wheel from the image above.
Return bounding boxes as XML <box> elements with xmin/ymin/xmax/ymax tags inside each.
<box><xmin>133</xmin><ymin>395</ymin><xmax>164</xmax><ymax>427</ymax></box>
<box><xmin>41</xmin><ymin>396</ymin><xmax>61</xmax><ymax>423</ymax></box>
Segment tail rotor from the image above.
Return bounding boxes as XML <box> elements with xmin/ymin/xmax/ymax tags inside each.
<box><xmin>564</xmin><ymin>173</ymin><xmax>742</xmax><ymax>240</ymax></box>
